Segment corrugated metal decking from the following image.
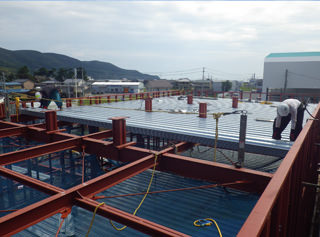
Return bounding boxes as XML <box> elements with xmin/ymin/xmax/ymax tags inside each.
<box><xmin>21</xmin><ymin>97</ymin><xmax>317</xmax><ymax>157</ymax></box>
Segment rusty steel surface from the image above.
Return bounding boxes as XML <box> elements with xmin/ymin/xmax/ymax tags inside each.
<box><xmin>161</xmin><ymin>153</ymin><xmax>272</xmax><ymax>194</ymax></box>
<box><xmin>238</xmin><ymin>103</ymin><xmax>320</xmax><ymax>236</ymax></box>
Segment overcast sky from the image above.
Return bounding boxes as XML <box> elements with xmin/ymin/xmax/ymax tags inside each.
<box><xmin>1</xmin><ymin>1</ymin><xmax>320</xmax><ymax>80</ymax></box>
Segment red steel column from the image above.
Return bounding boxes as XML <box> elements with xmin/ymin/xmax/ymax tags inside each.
<box><xmin>31</xmin><ymin>101</ymin><xmax>34</xmax><ymax>108</ymax></box>
<box><xmin>66</xmin><ymin>99</ymin><xmax>72</xmax><ymax>108</ymax></box>
<box><xmin>107</xmin><ymin>96</ymin><xmax>111</xmax><ymax>103</ymax></box>
<box><xmin>115</xmin><ymin>95</ymin><xmax>118</xmax><ymax>102</ymax></box>
<box><xmin>99</xmin><ymin>97</ymin><xmax>102</xmax><ymax>104</ymax></box>
<box><xmin>95</xmin><ymin>97</ymin><xmax>99</xmax><ymax>104</ymax></box>
<box><xmin>110</xmin><ymin>117</ymin><xmax>127</xmax><ymax>146</ymax></box>
<box><xmin>145</xmin><ymin>97</ymin><xmax>152</xmax><ymax>112</ymax></box>
<box><xmin>187</xmin><ymin>95</ymin><xmax>193</xmax><ymax>104</ymax></box>
<box><xmin>45</xmin><ymin>110</ymin><xmax>58</xmax><ymax>131</ymax></box>
<box><xmin>0</xmin><ymin>103</ymin><xmax>5</xmax><ymax>119</ymax></box>
<box><xmin>79</xmin><ymin>98</ymin><xmax>83</xmax><ymax>106</ymax></box>
<box><xmin>232</xmin><ymin>96</ymin><xmax>238</xmax><ymax>108</ymax></box>
<box><xmin>22</xmin><ymin>101</ymin><xmax>26</xmax><ymax>108</ymax></box>
<box><xmin>129</xmin><ymin>94</ymin><xmax>132</xmax><ymax>100</ymax></box>
<box><xmin>89</xmin><ymin>97</ymin><xmax>92</xmax><ymax>105</ymax></box>
<box><xmin>199</xmin><ymin>103</ymin><xmax>207</xmax><ymax>118</ymax></box>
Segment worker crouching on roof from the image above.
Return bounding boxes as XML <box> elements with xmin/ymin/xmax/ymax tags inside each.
<box><xmin>272</xmin><ymin>98</ymin><xmax>305</xmax><ymax>141</ymax></box>
<box><xmin>39</xmin><ymin>86</ymin><xmax>62</xmax><ymax>109</ymax></box>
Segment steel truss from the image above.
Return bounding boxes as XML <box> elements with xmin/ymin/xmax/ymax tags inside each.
<box><xmin>0</xmin><ymin>110</ymin><xmax>273</xmax><ymax>236</ymax></box>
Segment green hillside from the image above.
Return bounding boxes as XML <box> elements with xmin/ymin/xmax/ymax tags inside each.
<box><xmin>0</xmin><ymin>47</ymin><xmax>159</xmax><ymax>80</ymax></box>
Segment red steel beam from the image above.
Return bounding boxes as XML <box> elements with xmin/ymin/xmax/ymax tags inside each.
<box><xmin>0</xmin><ymin>120</ymin><xmax>25</xmax><ymax>129</ymax></box>
<box><xmin>77</xmin><ymin>154</ymin><xmax>156</xmax><ymax>198</ymax></box>
<box><xmin>161</xmin><ymin>153</ymin><xmax>272</xmax><ymax>193</ymax></box>
<box><xmin>0</xmin><ymin>138</ymin><xmax>80</xmax><ymax>166</ymax></box>
<box><xmin>82</xmin><ymin>137</ymin><xmax>119</xmax><ymax>159</ymax></box>
<box><xmin>75</xmin><ymin>197</ymin><xmax>189</xmax><ymax>237</ymax></box>
<box><xmin>0</xmin><ymin>166</ymin><xmax>63</xmax><ymax>195</ymax></box>
<box><xmin>119</xmin><ymin>142</ymin><xmax>195</xmax><ymax>163</ymax></box>
<box><xmin>83</xmin><ymin>129</ymin><xmax>113</xmax><ymax>140</ymax></box>
<box><xmin>0</xmin><ymin>126</ymin><xmax>26</xmax><ymax>138</ymax></box>
<box><xmin>0</xmin><ymin>190</ymin><xmax>73</xmax><ymax>236</ymax></box>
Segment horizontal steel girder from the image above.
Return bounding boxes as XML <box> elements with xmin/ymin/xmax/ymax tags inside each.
<box><xmin>75</xmin><ymin>197</ymin><xmax>189</xmax><ymax>237</ymax></box>
<box><xmin>160</xmin><ymin>153</ymin><xmax>273</xmax><ymax>194</ymax></box>
<box><xmin>0</xmin><ymin>138</ymin><xmax>80</xmax><ymax>166</ymax></box>
<box><xmin>0</xmin><ymin>126</ymin><xmax>26</xmax><ymax>138</ymax></box>
<box><xmin>0</xmin><ymin>120</ymin><xmax>26</xmax><ymax>129</ymax></box>
<box><xmin>0</xmin><ymin>166</ymin><xmax>62</xmax><ymax>195</ymax></box>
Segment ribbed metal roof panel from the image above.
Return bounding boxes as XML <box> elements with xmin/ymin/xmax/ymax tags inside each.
<box><xmin>14</xmin><ymin>171</ymin><xmax>258</xmax><ymax>237</ymax></box>
<box><xmin>21</xmin><ymin>97</ymin><xmax>317</xmax><ymax>157</ymax></box>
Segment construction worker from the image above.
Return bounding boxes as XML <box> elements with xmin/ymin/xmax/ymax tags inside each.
<box><xmin>39</xmin><ymin>86</ymin><xmax>62</xmax><ymax>109</ymax></box>
<box><xmin>272</xmin><ymin>98</ymin><xmax>305</xmax><ymax>141</ymax></box>
<box><xmin>35</xmin><ymin>87</ymin><xmax>42</xmax><ymax>101</ymax></box>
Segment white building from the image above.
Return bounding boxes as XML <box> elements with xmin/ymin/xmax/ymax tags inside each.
<box><xmin>263</xmin><ymin>52</ymin><xmax>320</xmax><ymax>93</ymax></box>
<box><xmin>91</xmin><ymin>81</ymin><xmax>144</xmax><ymax>94</ymax></box>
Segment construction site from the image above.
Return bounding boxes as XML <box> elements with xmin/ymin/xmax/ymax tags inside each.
<box><xmin>0</xmin><ymin>90</ymin><xmax>320</xmax><ymax>237</ymax></box>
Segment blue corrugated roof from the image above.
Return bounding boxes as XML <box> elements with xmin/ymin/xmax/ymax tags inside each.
<box><xmin>0</xmin><ymin>139</ymin><xmax>260</xmax><ymax>237</ymax></box>
<box><xmin>12</xmin><ymin>171</ymin><xmax>258</xmax><ymax>237</ymax></box>
<box><xmin>0</xmin><ymin>89</ymin><xmax>30</xmax><ymax>93</ymax></box>
<box><xmin>266</xmin><ymin>52</ymin><xmax>320</xmax><ymax>58</ymax></box>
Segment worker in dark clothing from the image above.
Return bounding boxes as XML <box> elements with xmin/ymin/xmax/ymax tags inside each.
<box><xmin>272</xmin><ymin>98</ymin><xmax>305</xmax><ymax>141</ymax></box>
<box><xmin>39</xmin><ymin>87</ymin><xmax>62</xmax><ymax>109</ymax></box>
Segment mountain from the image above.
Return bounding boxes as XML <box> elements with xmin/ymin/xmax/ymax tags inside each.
<box><xmin>0</xmin><ymin>47</ymin><xmax>159</xmax><ymax>80</ymax></box>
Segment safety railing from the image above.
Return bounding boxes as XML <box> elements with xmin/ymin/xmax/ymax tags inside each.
<box><xmin>238</xmin><ymin>103</ymin><xmax>320</xmax><ymax>236</ymax></box>
<box><xmin>14</xmin><ymin>90</ymin><xmax>181</xmax><ymax>108</ymax></box>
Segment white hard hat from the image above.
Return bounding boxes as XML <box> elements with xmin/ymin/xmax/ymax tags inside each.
<box><xmin>35</xmin><ymin>86</ymin><xmax>41</xmax><ymax>91</ymax></box>
<box><xmin>277</xmin><ymin>103</ymin><xmax>289</xmax><ymax>117</ymax></box>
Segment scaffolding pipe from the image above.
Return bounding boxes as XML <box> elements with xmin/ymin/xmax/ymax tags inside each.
<box><xmin>237</xmin><ymin>112</ymin><xmax>247</xmax><ymax>168</ymax></box>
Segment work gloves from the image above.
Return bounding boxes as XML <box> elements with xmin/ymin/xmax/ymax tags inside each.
<box><xmin>272</xmin><ymin>130</ymin><xmax>281</xmax><ymax>140</ymax></box>
<box><xmin>290</xmin><ymin>129</ymin><xmax>296</xmax><ymax>141</ymax></box>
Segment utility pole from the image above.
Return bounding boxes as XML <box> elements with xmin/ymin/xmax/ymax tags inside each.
<box><xmin>284</xmin><ymin>69</ymin><xmax>288</xmax><ymax>95</ymax></box>
<box><xmin>2</xmin><ymin>72</ymin><xmax>10</xmax><ymax>120</ymax></box>
<box><xmin>201</xmin><ymin>67</ymin><xmax>205</xmax><ymax>96</ymax></box>
<box><xmin>74</xmin><ymin>68</ymin><xmax>78</xmax><ymax>98</ymax></box>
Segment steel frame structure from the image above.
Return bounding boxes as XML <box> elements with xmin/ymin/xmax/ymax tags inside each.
<box><xmin>0</xmin><ymin>102</ymin><xmax>319</xmax><ymax>236</ymax></box>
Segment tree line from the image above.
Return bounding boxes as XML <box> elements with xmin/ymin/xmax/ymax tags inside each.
<box><xmin>2</xmin><ymin>66</ymin><xmax>88</xmax><ymax>82</ymax></box>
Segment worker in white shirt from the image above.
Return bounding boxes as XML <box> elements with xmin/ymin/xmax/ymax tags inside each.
<box><xmin>35</xmin><ymin>87</ymin><xmax>42</xmax><ymax>101</ymax></box>
<box><xmin>272</xmin><ymin>98</ymin><xmax>305</xmax><ymax>141</ymax></box>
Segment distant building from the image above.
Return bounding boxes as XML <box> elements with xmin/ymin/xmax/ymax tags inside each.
<box><xmin>145</xmin><ymin>80</ymin><xmax>173</xmax><ymax>92</ymax></box>
<box><xmin>91</xmin><ymin>81</ymin><xmax>144</xmax><ymax>94</ymax></box>
<box><xmin>172</xmin><ymin>78</ymin><xmax>193</xmax><ymax>91</ymax></box>
<box><xmin>13</xmin><ymin>79</ymin><xmax>35</xmax><ymax>90</ymax></box>
<box><xmin>248</xmin><ymin>78</ymin><xmax>263</xmax><ymax>92</ymax></box>
<box><xmin>0</xmin><ymin>82</ymin><xmax>29</xmax><ymax>94</ymax></box>
<box><xmin>63</xmin><ymin>79</ymin><xmax>87</xmax><ymax>97</ymax></box>
<box><xmin>263</xmin><ymin>52</ymin><xmax>320</xmax><ymax>96</ymax></box>
<box><xmin>212</xmin><ymin>81</ymin><xmax>223</xmax><ymax>91</ymax></box>
<box><xmin>38</xmin><ymin>79</ymin><xmax>61</xmax><ymax>88</ymax></box>
<box><xmin>231</xmin><ymin>80</ymin><xmax>242</xmax><ymax>92</ymax></box>
<box><xmin>192</xmin><ymin>79</ymin><xmax>213</xmax><ymax>94</ymax></box>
